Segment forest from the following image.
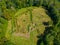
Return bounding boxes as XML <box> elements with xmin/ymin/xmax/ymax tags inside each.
<box><xmin>0</xmin><ymin>0</ymin><xmax>60</xmax><ymax>45</ymax></box>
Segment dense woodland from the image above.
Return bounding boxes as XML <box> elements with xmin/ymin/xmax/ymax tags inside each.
<box><xmin>0</xmin><ymin>0</ymin><xmax>60</xmax><ymax>45</ymax></box>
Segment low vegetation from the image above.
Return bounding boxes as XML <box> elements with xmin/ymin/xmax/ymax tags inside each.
<box><xmin>0</xmin><ymin>0</ymin><xmax>60</xmax><ymax>45</ymax></box>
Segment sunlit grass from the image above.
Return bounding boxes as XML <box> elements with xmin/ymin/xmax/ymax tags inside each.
<box><xmin>5</xmin><ymin>7</ymin><xmax>52</xmax><ymax>45</ymax></box>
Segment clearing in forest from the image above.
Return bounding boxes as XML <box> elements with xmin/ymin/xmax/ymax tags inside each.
<box><xmin>5</xmin><ymin>7</ymin><xmax>53</xmax><ymax>45</ymax></box>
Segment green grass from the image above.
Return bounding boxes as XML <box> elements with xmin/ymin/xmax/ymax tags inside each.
<box><xmin>0</xmin><ymin>17</ymin><xmax>8</xmax><ymax>44</ymax></box>
<box><xmin>9</xmin><ymin>30</ymin><xmax>38</xmax><ymax>45</ymax></box>
<box><xmin>29</xmin><ymin>9</ymin><xmax>33</xmax><ymax>22</ymax></box>
<box><xmin>0</xmin><ymin>17</ymin><xmax>8</xmax><ymax>30</ymax></box>
<box><xmin>0</xmin><ymin>17</ymin><xmax>7</xmax><ymax>24</ymax></box>
<box><xmin>5</xmin><ymin>7</ymin><xmax>52</xmax><ymax>45</ymax></box>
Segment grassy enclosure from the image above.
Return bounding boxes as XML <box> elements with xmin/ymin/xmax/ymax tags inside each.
<box><xmin>5</xmin><ymin>7</ymin><xmax>52</xmax><ymax>45</ymax></box>
<box><xmin>0</xmin><ymin>0</ymin><xmax>60</xmax><ymax>45</ymax></box>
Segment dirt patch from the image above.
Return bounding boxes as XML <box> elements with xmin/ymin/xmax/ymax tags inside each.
<box><xmin>13</xmin><ymin>33</ymin><xmax>30</xmax><ymax>38</ymax></box>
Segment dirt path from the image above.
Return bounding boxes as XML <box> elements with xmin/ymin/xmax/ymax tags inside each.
<box><xmin>13</xmin><ymin>33</ymin><xmax>30</xmax><ymax>38</ymax></box>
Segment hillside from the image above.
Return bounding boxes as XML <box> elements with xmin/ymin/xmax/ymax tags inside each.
<box><xmin>0</xmin><ymin>0</ymin><xmax>60</xmax><ymax>45</ymax></box>
<box><xmin>5</xmin><ymin>7</ymin><xmax>52</xmax><ymax>45</ymax></box>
